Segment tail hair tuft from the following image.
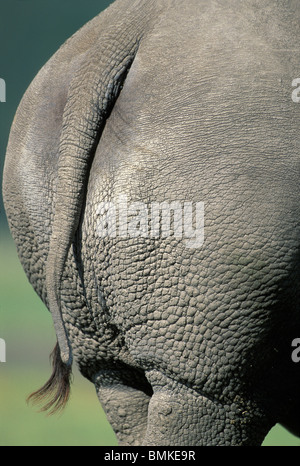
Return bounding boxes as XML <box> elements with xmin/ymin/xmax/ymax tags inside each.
<box><xmin>27</xmin><ymin>342</ymin><xmax>72</xmax><ymax>415</ymax></box>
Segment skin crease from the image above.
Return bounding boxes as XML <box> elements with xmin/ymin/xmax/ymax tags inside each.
<box><xmin>2</xmin><ymin>0</ymin><xmax>300</xmax><ymax>445</ymax></box>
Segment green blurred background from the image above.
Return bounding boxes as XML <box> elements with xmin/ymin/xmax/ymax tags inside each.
<box><xmin>0</xmin><ymin>0</ymin><xmax>299</xmax><ymax>446</ymax></box>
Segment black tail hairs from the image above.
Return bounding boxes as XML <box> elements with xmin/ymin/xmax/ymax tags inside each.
<box><xmin>27</xmin><ymin>342</ymin><xmax>72</xmax><ymax>415</ymax></box>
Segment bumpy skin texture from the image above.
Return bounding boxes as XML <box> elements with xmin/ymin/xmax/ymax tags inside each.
<box><xmin>3</xmin><ymin>0</ymin><xmax>300</xmax><ymax>445</ymax></box>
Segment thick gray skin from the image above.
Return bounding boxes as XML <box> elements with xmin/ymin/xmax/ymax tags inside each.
<box><xmin>3</xmin><ymin>0</ymin><xmax>300</xmax><ymax>445</ymax></box>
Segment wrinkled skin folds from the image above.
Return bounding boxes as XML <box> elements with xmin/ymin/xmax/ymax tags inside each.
<box><xmin>3</xmin><ymin>0</ymin><xmax>300</xmax><ymax>445</ymax></box>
